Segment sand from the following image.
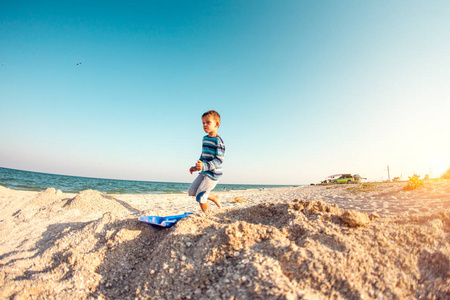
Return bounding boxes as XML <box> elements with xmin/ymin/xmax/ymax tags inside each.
<box><xmin>0</xmin><ymin>180</ymin><xmax>449</xmax><ymax>299</ymax></box>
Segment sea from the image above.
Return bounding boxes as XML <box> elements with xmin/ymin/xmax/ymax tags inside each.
<box><xmin>0</xmin><ymin>167</ymin><xmax>296</xmax><ymax>194</ymax></box>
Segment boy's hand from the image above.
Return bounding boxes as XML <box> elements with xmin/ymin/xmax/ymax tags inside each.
<box><xmin>196</xmin><ymin>160</ymin><xmax>203</xmax><ymax>171</ymax></box>
<box><xmin>189</xmin><ymin>166</ymin><xmax>197</xmax><ymax>174</ymax></box>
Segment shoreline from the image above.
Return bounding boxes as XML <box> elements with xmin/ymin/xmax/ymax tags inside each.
<box><xmin>0</xmin><ymin>185</ymin><xmax>298</xmax><ymax>195</ymax></box>
<box><xmin>1</xmin><ymin>165</ymin><xmax>298</xmax><ymax>195</ymax></box>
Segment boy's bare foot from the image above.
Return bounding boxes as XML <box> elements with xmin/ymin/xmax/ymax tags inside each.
<box><xmin>208</xmin><ymin>194</ymin><xmax>221</xmax><ymax>208</ymax></box>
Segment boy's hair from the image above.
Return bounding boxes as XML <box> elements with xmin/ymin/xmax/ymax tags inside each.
<box><xmin>202</xmin><ymin>110</ymin><xmax>221</xmax><ymax>127</ymax></box>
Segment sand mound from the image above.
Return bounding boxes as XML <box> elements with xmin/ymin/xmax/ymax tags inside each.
<box><xmin>0</xmin><ymin>185</ymin><xmax>11</xmax><ymax>193</ymax></box>
<box><xmin>0</xmin><ymin>185</ymin><xmax>17</xmax><ymax>199</ymax></box>
<box><xmin>65</xmin><ymin>190</ymin><xmax>134</xmax><ymax>216</ymax></box>
<box><xmin>29</xmin><ymin>187</ymin><xmax>62</xmax><ymax>206</ymax></box>
<box><xmin>2</xmin><ymin>199</ymin><xmax>449</xmax><ymax>299</ymax></box>
<box><xmin>8</xmin><ymin>188</ymin><xmax>64</xmax><ymax>223</ymax></box>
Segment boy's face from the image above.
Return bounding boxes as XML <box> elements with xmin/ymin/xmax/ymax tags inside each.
<box><xmin>202</xmin><ymin>115</ymin><xmax>219</xmax><ymax>136</ymax></box>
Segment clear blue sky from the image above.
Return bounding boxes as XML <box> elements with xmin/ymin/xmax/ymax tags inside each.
<box><xmin>1</xmin><ymin>1</ymin><xmax>449</xmax><ymax>184</ymax></box>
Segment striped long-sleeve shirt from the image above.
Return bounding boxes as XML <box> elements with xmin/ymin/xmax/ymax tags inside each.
<box><xmin>200</xmin><ymin>135</ymin><xmax>225</xmax><ymax>180</ymax></box>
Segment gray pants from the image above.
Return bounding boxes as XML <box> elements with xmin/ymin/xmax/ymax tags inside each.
<box><xmin>188</xmin><ymin>174</ymin><xmax>218</xmax><ymax>203</ymax></box>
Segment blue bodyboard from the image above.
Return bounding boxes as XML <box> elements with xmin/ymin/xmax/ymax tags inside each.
<box><xmin>139</xmin><ymin>212</ymin><xmax>193</xmax><ymax>228</ymax></box>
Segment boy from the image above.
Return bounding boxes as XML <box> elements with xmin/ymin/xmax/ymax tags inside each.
<box><xmin>188</xmin><ymin>110</ymin><xmax>225</xmax><ymax>212</ymax></box>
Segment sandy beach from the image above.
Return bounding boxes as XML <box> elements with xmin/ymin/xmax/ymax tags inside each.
<box><xmin>1</xmin><ymin>180</ymin><xmax>449</xmax><ymax>299</ymax></box>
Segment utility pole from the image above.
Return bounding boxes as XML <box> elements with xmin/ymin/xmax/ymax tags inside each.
<box><xmin>387</xmin><ymin>165</ymin><xmax>390</xmax><ymax>182</ymax></box>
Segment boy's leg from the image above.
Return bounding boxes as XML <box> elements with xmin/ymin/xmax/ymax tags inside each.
<box><xmin>207</xmin><ymin>194</ymin><xmax>221</xmax><ymax>208</ymax></box>
<box><xmin>188</xmin><ymin>175</ymin><xmax>203</xmax><ymax>196</ymax></box>
<box><xmin>194</xmin><ymin>175</ymin><xmax>219</xmax><ymax>212</ymax></box>
<box><xmin>190</xmin><ymin>175</ymin><xmax>211</xmax><ymax>211</ymax></box>
<box><xmin>199</xmin><ymin>202</ymin><xmax>209</xmax><ymax>212</ymax></box>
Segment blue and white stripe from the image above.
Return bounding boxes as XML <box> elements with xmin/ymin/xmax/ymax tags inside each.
<box><xmin>200</xmin><ymin>135</ymin><xmax>225</xmax><ymax>180</ymax></box>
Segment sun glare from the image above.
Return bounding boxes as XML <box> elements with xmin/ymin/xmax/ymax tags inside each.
<box><xmin>428</xmin><ymin>153</ymin><xmax>447</xmax><ymax>178</ymax></box>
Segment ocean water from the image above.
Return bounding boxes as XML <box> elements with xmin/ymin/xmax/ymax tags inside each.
<box><xmin>0</xmin><ymin>167</ymin><xmax>296</xmax><ymax>194</ymax></box>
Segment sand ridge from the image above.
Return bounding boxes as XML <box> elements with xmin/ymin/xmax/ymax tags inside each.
<box><xmin>0</xmin><ymin>180</ymin><xmax>449</xmax><ymax>299</ymax></box>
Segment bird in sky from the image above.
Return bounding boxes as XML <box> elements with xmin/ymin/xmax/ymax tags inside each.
<box><xmin>76</xmin><ymin>62</ymin><xmax>82</xmax><ymax>65</ymax></box>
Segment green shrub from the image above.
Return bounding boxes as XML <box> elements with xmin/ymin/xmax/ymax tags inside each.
<box><xmin>404</xmin><ymin>174</ymin><xmax>423</xmax><ymax>190</ymax></box>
